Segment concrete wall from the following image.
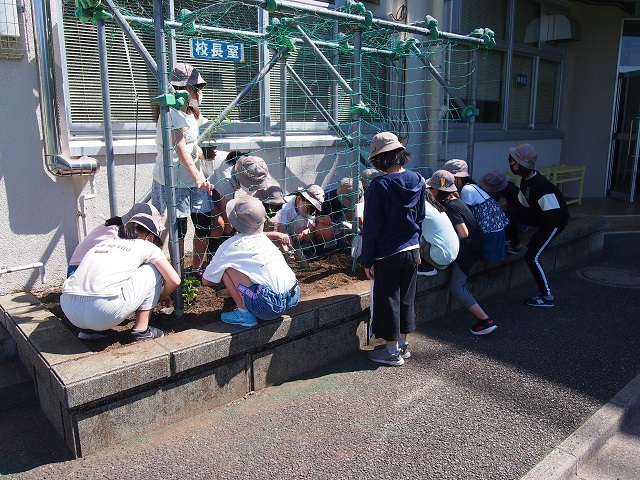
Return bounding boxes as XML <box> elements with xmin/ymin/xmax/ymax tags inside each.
<box><xmin>0</xmin><ymin>0</ymin><xmax>78</xmax><ymax>295</ymax></box>
<box><xmin>561</xmin><ymin>3</ymin><xmax>626</xmax><ymax>198</ymax></box>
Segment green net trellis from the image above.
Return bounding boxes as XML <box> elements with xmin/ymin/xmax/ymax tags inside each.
<box><xmin>66</xmin><ymin>0</ymin><xmax>492</xmax><ymax>285</ymax></box>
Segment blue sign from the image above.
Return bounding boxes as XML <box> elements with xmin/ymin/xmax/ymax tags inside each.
<box><xmin>515</xmin><ymin>73</ymin><xmax>528</xmax><ymax>87</ymax></box>
<box><xmin>190</xmin><ymin>38</ymin><xmax>244</xmax><ymax>62</ymax></box>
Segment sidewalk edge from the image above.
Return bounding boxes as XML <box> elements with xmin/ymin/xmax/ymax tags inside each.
<box><xmin>521</xmin><ymin>372</ymin><xmax>640</xmax><ymax>480</ymax></box>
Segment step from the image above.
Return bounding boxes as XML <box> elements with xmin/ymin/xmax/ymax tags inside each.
<box><xmin>0</xmin><ymin>357</ymin><xmax>35</xmax><ymax>412</ymax></box>
<box><xmin>603</xmin><ymin>214</ymin><xmax>640</xmax><ymax>232</ymax></box>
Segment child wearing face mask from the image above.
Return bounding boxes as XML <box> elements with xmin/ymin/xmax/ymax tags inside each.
<box><xmin>507</xmin><ymin>144</ymin><xmax>569</xmax><ymax>308</ymax></box>
<box><xmin>151</xmin><ymin>63</ymin><xmax>214</xmax><ymax>275</ymax></box>
<box><xmin>426</xmin><ymin>170</ymin><xmax>497</xmax><ymax>336</ymax></box>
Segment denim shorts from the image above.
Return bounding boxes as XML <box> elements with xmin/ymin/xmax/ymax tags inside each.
<box><xmin>239</xmin><ymin>281</ymin><xmax>300</xmax><ymax>321</ymax></box>
<box><xmin>151</xmin><ymin>180</ymin><xmax>213</xmax><ymax>219</ymax></box>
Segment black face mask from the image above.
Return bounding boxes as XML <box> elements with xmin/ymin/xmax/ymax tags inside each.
<box><xmin>510</xmin><ymin>162</ymin><xmax>532</xmax><ymax>177</ymax></box>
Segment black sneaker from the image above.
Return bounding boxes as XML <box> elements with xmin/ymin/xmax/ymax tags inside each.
<box><xmin>526</xmin><ymin>295</ymin><xmax>554</xmax><ymax>307</ymax></box>
<box><xmin>399</xmin><ymin>343</ymin><xmax>411</xmax><ymax>359</ymax></box>
<box><xmin>78</xmin><ymin>329</ymin><xmax>112</xmax><ymax>341</ymax></box>
<box><xmin>470</xmin><ymin>319</ymin><xmax>497</xmax><ymax>335</ymax></box>
<box><xmin>131</xmin><ymin>326</ymin><xmax>164</xmax><ymax>342</ymax></box>
<box><xmin>505</xmin><ymin>241</ymin><xmax>522</xmax><ymax>254</ymax></box>
<box><xmin>417</xmin><ymin>264</ymin><xmax>438</xmax><ymax>277</ymax></box>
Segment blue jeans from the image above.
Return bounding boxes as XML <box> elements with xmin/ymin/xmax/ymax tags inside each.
<box><xmin>60</xmin><ymin>264</ymin><xmax>163</xmax><ymax>331</ymax></box>
<box><xmin>240</xmin><ymin>281</ymin><xmax>300</xmax><ymax>321</ymax></box>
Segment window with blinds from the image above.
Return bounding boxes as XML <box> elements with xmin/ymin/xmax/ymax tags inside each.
<box><xmin>61</xmin><ymin>1</ymin><xmax>259</xmax><ymax>127</ymax></box>
<box><xmin>452</xmin><ymin>0</ymin><xmax>562</xmax><ymax>128</ymax></box>
<box><xmin>460</xmin><ymin>0</ymin><xmax>507</xmax><ymax>40</ymax></box>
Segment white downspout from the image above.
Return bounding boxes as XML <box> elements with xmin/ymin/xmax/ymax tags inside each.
<box><xmin>31</xmin><ymin>0</ymin><xmax>100</xmax><ymax>176</ymax></box>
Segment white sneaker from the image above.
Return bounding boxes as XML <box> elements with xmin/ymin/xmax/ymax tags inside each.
<box><xmin>417</xmin><ymin>264</ymin><xmax>438</xmax><ymax>276</ymax></box>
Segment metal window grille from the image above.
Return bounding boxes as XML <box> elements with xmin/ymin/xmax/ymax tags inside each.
<box><xmin>0</xmin><ymin>0</ymin><xmax>27</xmax><ymax>59</ymax></box>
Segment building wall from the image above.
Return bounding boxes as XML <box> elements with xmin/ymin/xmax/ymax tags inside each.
<box><xmin>0</xmin><ymin>0</ymin><xmax>631</xmax><ymax>294</ymax></box>
<box><xmin>0</xmin><ymin>0</ymin><xmax>78</xmax><ymax>295</ymax></box>
<box><xmin>561</xmin><ymin>3</ymin><xmax>626</xmax><ymax>197</ymax></box>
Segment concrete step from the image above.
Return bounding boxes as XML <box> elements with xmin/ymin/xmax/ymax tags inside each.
<box><xmin>0</xmin><ymin>356</ymin><xmax>35</xmax><ymax>412</ymax></box>
<box><xmin>0</xmin><ymin>322</ymin><xmax>17</xmax><ymax>362</ymax></box>
<box><xmin>604</xmin><ymin>214</ymin><xmax>640</xmax><ymax>232</ymax></box>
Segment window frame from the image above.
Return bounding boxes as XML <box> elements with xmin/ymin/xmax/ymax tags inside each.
<box><xmin>57</xmin><ymin>0</ymin><xmax>387</xmax><ymax>143</ymax></box>
<box><xmin>449</xmin><ymin>0</ymin><xmax>564</xmax><ymax>132</ymax></box>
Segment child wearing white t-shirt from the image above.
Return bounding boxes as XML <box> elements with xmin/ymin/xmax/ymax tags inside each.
<box><xmin>61</xmin><ymin>208</ymin><xmax>181</xmax><ymax>342</ymax></box>
<box><xmin>202</xmin><ymin>196</ymin><xmax>300</xmax><ymax>327</ymax></box>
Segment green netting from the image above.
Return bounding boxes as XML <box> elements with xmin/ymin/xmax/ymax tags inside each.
<box><xmin>68</xmin><ymin>0</ymin><xmax>493</xmax><ymax>283</ymax></box>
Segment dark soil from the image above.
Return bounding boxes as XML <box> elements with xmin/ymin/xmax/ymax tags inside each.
<box><xmin>34</xmin><ymin>252</ymin><xmax>367</xmax><ymax>352</ymax></box>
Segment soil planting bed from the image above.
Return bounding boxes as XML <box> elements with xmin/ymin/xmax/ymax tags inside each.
<box><xmin>33</xmin><ymin>252</ymin><xmax>367</xmax><ymax>352</ymax></box>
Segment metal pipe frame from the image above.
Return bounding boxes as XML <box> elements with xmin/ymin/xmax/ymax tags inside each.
<box><xmin>154</xmin><ymin>0</ymin><xmax>184</xmax><ymax>312</ymax></box>
<box><xmin>410</xmin><ymin>43</ymin><xmax>468</xmax><ymax>112</ymax></box>
<box><xmin>97</xmin><ymin>19</ymin><xmax>118</xmax><ymax>218</ymax></box>
<box><xmin>121</xmin><ymin>13</ymin><xmax>395</xmax><ymax>56</ymax></box>
<box><xmin>279</xmin><ymin>55</ymin><xmax>288</xmax><ymax>193</ymax></box>
<box><xmin>350</xmin><ymin>28</ymin><xmax>363</xmax><ymax>242</ymax></box>
<box><xmin>284</xmin><ymin>63</ymin><xmax>368</xmax><ymax>168</ymax></box>
<box><xmin>467</xmin><ymin>49</ymin><xmax>478</xmax><ymax>175</ymax></box>
<box><xmin>295</xmin><ymin>24</ymin><xmax>353</xmax><ymax>95</ymax></box>
<box><xmin>103</xmin><ymin>0</ymin><xmax>159</xmax><ymax>79</ymax></box>
<box><xmin>210</xmin><ymin>0</ymin><xmax>488</xmax><ymax>47</ymax></box>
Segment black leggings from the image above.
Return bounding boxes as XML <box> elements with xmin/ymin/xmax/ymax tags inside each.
<box><xmin>175</xmin><ymin>212</ymin><xmax>212</xmax><ymax>239</ymax></box>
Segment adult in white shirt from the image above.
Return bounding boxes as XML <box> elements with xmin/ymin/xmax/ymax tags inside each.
<box><xmin>61</xmin><ymin>209</ymin><xmax>181</xmax><ymax>343</ymax></box>
<box><xmin>202</xmin><ymin>196</ymin><xmax>300</xmax><ymax>327</ymax></box>
<box><xmin>151</xmin><ymin>63</ymin><xmax>214</xmax><ymax>272</ymax></box>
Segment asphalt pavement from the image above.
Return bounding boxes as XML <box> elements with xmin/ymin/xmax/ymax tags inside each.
<box><xmin>3</xmin><ymin>233</ymin><xmax>640</xmax><ymax>479</ymax></box>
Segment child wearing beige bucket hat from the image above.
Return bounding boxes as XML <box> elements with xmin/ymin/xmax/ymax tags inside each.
<box><xmin>202</xmin><ymin>196</ymin><xmax>300</xmax><ymax>327</ymax></box>
<box><xmin>61</xmin><ymin>204</ymin><xmax>181</xmax><ymax>343</ymax></box>
<box><xmin>426</xmin><ymin>169</ymin><xmax>498</xmax><ymax>336</ymax></box>
<box><xmin>151</xmin><ymin>62</ymin><xmax>214</xmax><ymax>274</ymax></box>
<box><xmin>204</xmin><ymin>153</ymin><xmax>279</xmax><ymax>266</ymax></box>
<box><xmin>362</xmin><ymin>132</ymin><xmax>426</xmax><ymax>367</ymax></box>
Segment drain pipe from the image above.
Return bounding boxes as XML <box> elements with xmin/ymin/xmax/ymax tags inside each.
<box><xmin>0</xmin><ymin>263</ymin><xmax>46</xmax><ymax>285</ymax></box>
<box><xmin>32</xmin><ymin>0</ymin><xmax>99</xmax><ymax>176</ymax></box>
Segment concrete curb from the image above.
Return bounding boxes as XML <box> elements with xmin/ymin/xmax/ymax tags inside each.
<box><xmin>521</xmin><ymin>372</ymin><xmax>640</xmax><ymax>480</ymax></box>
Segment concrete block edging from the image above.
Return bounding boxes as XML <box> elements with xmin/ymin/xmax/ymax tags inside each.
<box><xmin>0</xmin><ymin>215</ymin><xmax>607</xmax><ymax>457</ymax></box>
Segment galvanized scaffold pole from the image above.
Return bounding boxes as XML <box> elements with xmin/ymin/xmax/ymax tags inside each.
<box><xmin>96</xmin><ymin>19</ymin><xmax>118</xmax><ymax>218</ymax></box>
<box><xmin>154</xmin><ymin>0</ymin><xmax>184</xmax><ymax>313</ymax></box>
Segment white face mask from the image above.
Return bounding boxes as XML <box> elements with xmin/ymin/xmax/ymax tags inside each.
<box><xmin>189</xmin><ymin>90</ymin><xmax>203</xmax><ymax>108</ymax></box>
